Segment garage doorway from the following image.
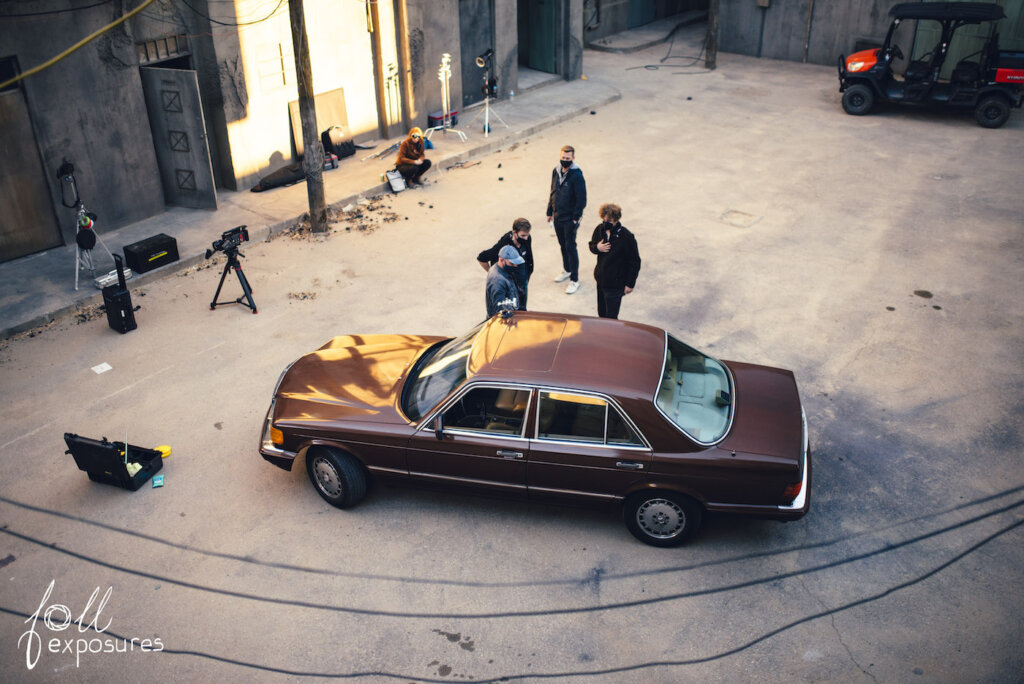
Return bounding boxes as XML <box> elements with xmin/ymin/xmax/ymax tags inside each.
<box><xmin>0</xmin><ymin>56</ymin><xmax>63</xmax><ymax>263</ymax></box>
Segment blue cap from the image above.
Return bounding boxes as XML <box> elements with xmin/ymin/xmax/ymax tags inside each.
<box><xmin>499</xmin><ymin>245</ymin><xmax>525</xmax><ymax>265</ymax></box>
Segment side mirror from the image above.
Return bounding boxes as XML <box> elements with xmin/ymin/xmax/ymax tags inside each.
<box><xmin>433</xmin><ymin>415</ymin><xmax>444</xmax><ymax>440</ymax></box>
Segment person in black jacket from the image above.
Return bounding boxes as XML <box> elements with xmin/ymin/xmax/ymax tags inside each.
<box><xmin>545</xmin><ymin>145</ymin><xmax>587</xmax><ymax>294</ymax></box>
<box><xmin>588</xmin><ymin>203</ymin><xmax>641</xmax><ymax>319</ymax></box>
<box><xmin>477</xmin><ymin>218</ymin><xmax>533</xmax><ymax>309</ymax></box>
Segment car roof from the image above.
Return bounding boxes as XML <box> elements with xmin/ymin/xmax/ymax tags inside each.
<box><xmin>889</xmin><ymin>2</ymin><xmax>1005</xmax><ymax>22</ymax></box>
<box><xmin>467</xmin><ymin>311</ymin><xmax>666</xmax><ymax>399</ymax></box>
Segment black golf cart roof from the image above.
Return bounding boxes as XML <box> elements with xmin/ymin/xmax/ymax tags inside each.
<box><xmin>889</xmin><ymin>2</ymin><xmax>1006</xmax><ymax>22</ymax></box>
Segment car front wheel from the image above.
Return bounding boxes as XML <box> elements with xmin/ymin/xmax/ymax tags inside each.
<box><xmin>842</xmin><ymin>84</ymin><xmax>875</xmax><ymax>116</ymax></box>
<box><xmin>305</xmin><ymin>447</ymin><xmax>367</xmax><ymax>508</ymax></box>
<box><xmin>975</xmin><ymin>96</ymin><xmax>1010</xmax><ymax>129</ymax></box>
<box><xmin>623</xmin><ymin>491</ymin><xmax>702</xmax><ymax>547</ymax></box>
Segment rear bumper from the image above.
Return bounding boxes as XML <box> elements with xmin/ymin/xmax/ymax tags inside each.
<box><xmin>706</xmin><ymin>408</ymin><xmax>811</xmax><ymax>520</ymax></box>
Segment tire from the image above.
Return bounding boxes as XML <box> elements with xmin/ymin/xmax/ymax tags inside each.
<box><xmin>975</xmin><ymin>96</ymin><xmax>1010</xmax><ymax>129</ymax></box>
<box><xmin>305</xmin><ymin>447</ymin><xmax>367</xmax><ymax>509</ymax></box>
<box><xmin>842</xmin><ymin>84</ymin><xmax>874</xmax><ymax>116</ymax></box>
<box><xmin>623</xmin><ymin>491</ymin><xmax>702</xmax><ymax>547</ymax></box>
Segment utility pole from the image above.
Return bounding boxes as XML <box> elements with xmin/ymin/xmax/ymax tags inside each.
<box><xmin>289</xmin><ymin>0</ymin><xmax>327</xmax><ymax>232</ymax></box>
<box><xmin>705</xmin><ymin>0</ymin><xmax>719</xmax><ymax>71</ymax></box>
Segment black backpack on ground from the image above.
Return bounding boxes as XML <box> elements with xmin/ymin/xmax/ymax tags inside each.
<box><xmin>320</xmin><ymin>126</ymin><xmax>355</xmax><ymax>159</ymax></box>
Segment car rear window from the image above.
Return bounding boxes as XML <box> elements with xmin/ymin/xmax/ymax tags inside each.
<box><xmin>657</xmin><ymin>335</ymin><xmax>732</xmax><ymax>444</ymax></box>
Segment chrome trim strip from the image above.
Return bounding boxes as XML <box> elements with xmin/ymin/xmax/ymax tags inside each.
<box><xmin>260</xmin><ymin>442</ymin><xmax>296</xmax><ymax>459</ymax></box>
<box><xmin>409</xmin><ymin>471</ymin><xmax>527</xmax><ymax>491</ymax></box>
<box><xmin>366</xmin><ymin>465</ymin><xmax>407</xmax><ymax>475</ymax></box>
<box><xmin>417</xmin><ymin>381</ymin><xmax>534</xmax><ymax>439</ymax></box>
<box><xmin>528</xmin><ymin>486</ymin><xmax>621</xmax><ymax>501</ymax></box>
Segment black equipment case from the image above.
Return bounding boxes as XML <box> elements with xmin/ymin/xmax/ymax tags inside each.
<box><xmin>63</xmin><ymin>433</ymin><xmax>163</xmax><ymax>490</ymax></box>
<box><xmin>101</xmin><ymin>254</ymin><xmax>137</xmax><ymax>334</ymax></box>
<box><xmin>123</xmin><ymin>233</ymin><xmax>179</xmax><ymax>273</ymax></box>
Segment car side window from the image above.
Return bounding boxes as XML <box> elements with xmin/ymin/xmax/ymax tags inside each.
<box><xmin>442</xmin><ymin>386</ymin><xmax>530</xmax><ymax>437</ymax></box>
<box><xmin>607</xmin><ymin>406</ymin><xmax>644</xmax><ymax>446</ymax></box>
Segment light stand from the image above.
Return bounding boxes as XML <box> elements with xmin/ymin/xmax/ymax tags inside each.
<box><xmin>59</xmin><ymin>160</ymin><xmax>116</xmax><ymax>291</ymax></box>
<box><xmin>466</xmin><ymin>49</ymin><xmax>508</xmax><ymax>138</ymax></box>
<box><xmin>424</xmin><ymin>53</ymin><xmax>466</xmax><ymax>143</ymax></box>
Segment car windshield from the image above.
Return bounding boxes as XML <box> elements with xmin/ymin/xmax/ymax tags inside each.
<box><xmin>656</xmin><ymin>334</ymin><xmax>732</xmax><ymax>444</ymax></box>
<box><xmin>401</xmin><ymin>323</ymin><xmax>482</xmax><ymax>422</ymax></box>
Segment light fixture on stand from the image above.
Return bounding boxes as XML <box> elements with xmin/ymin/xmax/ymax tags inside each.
<box><xmin>467</xmin><ymin>49</ymin><xmax>508</xmax><ymax>137</ymax></box>
<box><xmin>425</xmin><ymin>53</ymin><xmax>467</xmax><ymax>142</ymax></box>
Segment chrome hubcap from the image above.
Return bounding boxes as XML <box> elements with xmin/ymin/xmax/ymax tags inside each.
<box><xmin>637</xmin><ymin>498</ymin><xmax>685</xmax><ymax>539</ymax></box>
<box><xmin>313</xmin><ymin>457</ymin><xmax>343</xmax><ymax>498</ymax></box>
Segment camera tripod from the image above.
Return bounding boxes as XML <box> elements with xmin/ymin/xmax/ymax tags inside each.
<box><xmin>209</xmin><ymin>247</ymin><xmax>257</xmax><ymax>314</ymax></box>
<box><xmin>467</xmin><ymin>92</ymin><xmax>508</xmax><ymax>137</ymax></box>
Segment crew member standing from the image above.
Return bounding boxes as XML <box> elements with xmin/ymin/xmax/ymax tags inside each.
<box><xmin>395</xmin><ymin>127</ymin><xmax>432</xmax><ymax>186</ymax></box>
<box><xmin>477</xmin><ymin>218</ymin><xmax>533</xmax><ymax>309</ymax></box>
<box><xmin>546</xmin><ymin>145</ymin><xmax>587</xmax><ymax>294</ymax></box>
<box><xmin>588</xmin><ymin>203</ymin><xmax>641</xmax><ymax>320</ymax></box>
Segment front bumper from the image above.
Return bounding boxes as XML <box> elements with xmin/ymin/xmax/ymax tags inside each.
<box><xmin>258</xmin><ymin>398</ymin><xmax>298</xmax><ymax>471</ymax></box>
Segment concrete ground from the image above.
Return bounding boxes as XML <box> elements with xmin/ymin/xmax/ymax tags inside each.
<box><xmin>1</xmin><ymin>22</ymin><xmax>1023</xmax><ymax>683</ymax></box>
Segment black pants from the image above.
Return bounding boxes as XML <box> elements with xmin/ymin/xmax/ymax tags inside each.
<box><xmin>597</xmin><ymin>286</ymin><xmax>624</xmax><ymax>319</ymax></box>
<box><xmin>397</xmin><ymin>158</ymin><xmax>431</xmax><ymax>183</ymax></box>
<box><xmin>553</xmin><ymin>219</ymin><xmax>579</xmax><ymax>281</ymax></box>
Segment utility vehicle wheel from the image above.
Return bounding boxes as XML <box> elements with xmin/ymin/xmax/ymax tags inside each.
<box><xmin>842</xmin><ymin>85</ymin><xmax>874</xmax><ymax>116</ymax></box>
<box><xmin>975</xmin><ymin>96</ymin><xmax>1010</xmax><ymax>129</ymax></box>
<box><xmin>623</xmin><ymin>491</ymin><xmax>702</xmax><ymax>547</ymax></box>
<box><xmin>305</xmin><ymin>448</ymin><xmax>367</xmax><ymax>508</ymax></box>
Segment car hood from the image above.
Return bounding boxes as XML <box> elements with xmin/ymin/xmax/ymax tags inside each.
<box><xmin>274</xmin><ymin>334</ymin><xmax>443</xmax><ymax>424</ymax></box>
<box><xmin>720</xmin><ymin>361</ymin><xmax>804</xmax><ymax>462</ymax></box>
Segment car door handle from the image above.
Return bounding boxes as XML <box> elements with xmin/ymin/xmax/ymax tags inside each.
<box><xmin>497</xmin><ymin>450</ymin><xmax>524</xmax><ymax>460</ymax></box>
<box><xmin>616</xmin><ymin>461</ymin><xmax>644</xmax><ymax>470</ymax></box>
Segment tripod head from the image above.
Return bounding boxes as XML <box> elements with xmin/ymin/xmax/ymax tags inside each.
<box><xmin>206</xmin><ymin>225</ymin><xmax>249</xmax><ymax>259</ymax></box>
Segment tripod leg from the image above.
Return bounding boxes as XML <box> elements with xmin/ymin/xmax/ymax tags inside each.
<box><xmin>210</xmin><ymin>261</ymin><xmax>231</xmax><ymax>309</ymax></box>
<box><xmin>234</xmin><ymin>266</ymin><xmax>258</xmax><ymax>314</ymax></box>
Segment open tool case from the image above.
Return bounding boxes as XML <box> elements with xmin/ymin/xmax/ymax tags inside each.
<box><xmin>63</xmin><ymin>433</ymin><xmax>163</xmax><ymax>490</ymax></box>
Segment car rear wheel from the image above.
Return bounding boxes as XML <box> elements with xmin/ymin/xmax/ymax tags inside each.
<box><xmin>842</xmin><ymin>84</ymin><xmax>875</xmax><ymax>116</ymax></box>
<box><xmin>623</xmin><ymin>491</ymin><xmax>702</xmax><ymax>547</ymax></box>
<box><xmin>975</xmin><ymin>96</ymin><xmax>1010</xmax><ymax>129</ymax></box>
<box><xmin>305</xmin><ymin>447</ymin><xmax>367</xmax><ymax>508</ymax></box>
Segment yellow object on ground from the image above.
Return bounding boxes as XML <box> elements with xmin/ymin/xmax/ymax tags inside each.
<box><xmin>156</xmin><ymin>445</ymin><xmax>171</xmax><ymax>459</ymax></box>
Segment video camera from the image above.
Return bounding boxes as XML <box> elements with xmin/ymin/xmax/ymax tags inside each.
<box><xmin>206</xmin><ymin>225</ymin><xmax>249</xmax><ymax>258</ymax></box>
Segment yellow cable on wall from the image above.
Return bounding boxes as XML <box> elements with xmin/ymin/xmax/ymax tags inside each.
<box><xmin>0</xmin><ymin>0</ymin><xmax>159</xmax><ymax>91</ymax></box>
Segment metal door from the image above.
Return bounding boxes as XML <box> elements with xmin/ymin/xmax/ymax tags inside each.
<box><xmin>0</xmin><ymin>89</ymin><xmax>63</xmax><ymax>262</ymax></box>
<box><xmin>139</xmin><ymin>67</ymin><xmax>217</xmax><ymax>209</ymax></box>
<box><xmin>518</xmin><ymin>0</ymin><xmax>557</xmax><ymax>73</ymax></box>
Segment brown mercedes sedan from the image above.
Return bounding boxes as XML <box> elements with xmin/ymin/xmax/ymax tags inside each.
<box><xmin>260</xmin><ymin>311</ymin><xmax>810</xmax><ymax>546</ymax></box>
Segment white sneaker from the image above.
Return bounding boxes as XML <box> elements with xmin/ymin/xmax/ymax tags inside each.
<box><xmin>565</xmin><ymin>281</ymin><xmax>580</xmax><ymax>295</ymax></box>
<box><xmin>554</xmin><ymin>271</ymin><xmax>572</xmax><ymax>283</ymax></box>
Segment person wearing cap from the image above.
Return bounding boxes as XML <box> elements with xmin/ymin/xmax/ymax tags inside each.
<box><xmin>485</xmin><ymin>245</ymin><xmax>525</xmax><ymax>318</ymax></box>
<box><xmin>477</xmin><ymin>218</ymin><xmax>533</xmax><ymax>309</ymax></box>
<box><xmin>395</xmin><ymin>127</ymin><xmax>432</xmax><ymax>186</ymax></box>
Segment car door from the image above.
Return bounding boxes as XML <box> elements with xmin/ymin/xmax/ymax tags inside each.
<box><xmin>406</xmin><ymin>384</ymin><xmax>531</xmax><ymax>494</ymax></box>
<box><xmin>527</xmin><ymin>390</ymin><xmax>651</xmax><ymax>502</ymax></box>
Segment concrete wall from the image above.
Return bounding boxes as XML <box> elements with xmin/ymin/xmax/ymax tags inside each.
<box><xmin>2</xmin><ymin>2</ymin><xmax>165</xmax><ymax>243</ymax></box>
<box><xmin>718</xmin><ymin>0</ymin><xmax>894</xmax><ymax>65</ymax></box>
<box><xmin>584</xmin><ymin>0</ymin><xmax>707</xmax><ymax>44</ymax></box>
<box><xmin>409</xmin><ymin>0</ymin><xmax>463</xmax><ymax>129</ymax></box>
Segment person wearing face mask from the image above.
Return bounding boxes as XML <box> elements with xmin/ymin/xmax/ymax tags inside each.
<box><xmin>588</xmin><ymin>203</ymin><xmax>641</xmax><ymax>320</ymax></box>
<box><xmin>395</xmin><ymin>127</ymin><xmax>432</xmax><ymax>186</ymax></box>
<box><xmin>546</xmin><ymin>145</ymin><xmax>587</xmax><ymax>295</ymax></box>
<box><xmin>477</xmin><ymin>218</ymin><xmax>534</xmax><ymax>309</ymax></box>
